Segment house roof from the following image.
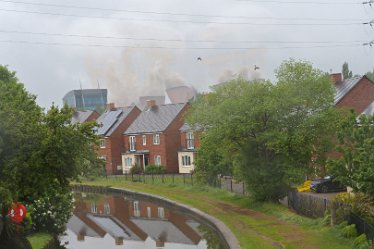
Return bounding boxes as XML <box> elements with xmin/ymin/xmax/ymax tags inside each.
<box><xmin>334</xmin><ymin>76</ymin><xmax>362</xmax><ymax>104</ymax></box>
<box><xmin>96</xmin><ymin>106</ymin><xmax>136</xmax><ymax>137</ymax></box>
<box><xmin>361</xmin><ymin>101</ymin><xmax>374</xmax><ymax>116</ymax></box>
<box><xmin>124</xmin><ymin>103</ymin><xmax>187</xmax><ymax>135</ymax></box>
<box><xmin>71</xmin><ymin>110</ymin><xmax>96</xmax><ymax>124</ymax></box>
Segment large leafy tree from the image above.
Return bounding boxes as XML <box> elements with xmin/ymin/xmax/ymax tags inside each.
<box><xmin>188</xmin><ymin>60</ymin><xmax>343</xmax><ymax>201</ymax></box>
<box><xmin>366</xmin><ymin>69</ymin><xmax>374</xmax><ymax>82</ymax></box>
<box><xmin>342</xmin><ymin>62</ymin><xmax>353</xmax><ymax>79</ymax></box>
<box><xmin>0</xmin><ymin>65</ymin><xmax>101</xmax><ymax>236</ymax></box>
<box><xmin>327</xmin><ymin>113</ymin><xmax>374</xmax><ymax>195</ymax></box>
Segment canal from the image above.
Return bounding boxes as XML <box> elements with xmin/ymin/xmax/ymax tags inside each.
<box><xmin>59</xmin><ymin>190</ymin><xmax>226</xmax><ymax>249</ymax></box>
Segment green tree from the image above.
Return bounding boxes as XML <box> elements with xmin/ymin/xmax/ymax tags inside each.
<box><xmin>342</xmin><ymin>62</ymin><xmax>353</xmax><ymax>79</ymax></box>
<box><xmin>327</xmin><ymin>113</ymin><xmax>374</xmax><ymax>195</ymax></box>
<box><xmin>188</xmin><ymin>60</ymin><xmax>343</xmax><ymax>201</ymax></box>
<box><xmin>365</xmin><ymin>69</ymin><xmax>374</xmax><ymax>82</ymax></box>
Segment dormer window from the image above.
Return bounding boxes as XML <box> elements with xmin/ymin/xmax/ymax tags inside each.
<box><xmin>153</xmin><ymin>134</ymin><xmax>160</xmax><ymax>145</ymax></box>
<box><xmin>99</xmin><ymin>139</ymin><xmax>106</xmax><ymax>148</ymax></box>
<box><xmin>186</xmin><ymin>132</ymin><xmax>194</xmax><ymax>149</ymax></box>
<box><xmin>142</xmin><ymin>135</ymin><xmax>147</xmax><ymax>145</ymax></box>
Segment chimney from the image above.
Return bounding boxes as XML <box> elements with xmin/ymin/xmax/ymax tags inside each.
<box><xmin>106</xmin><ymin>102</ymin><xmax>115</xmax><ymax>111</ymax></box>
<box><xmin>146</xmin><ymin>100</ymin><xmax>157</xmax><ymax>109</ymax></box>
<box><xmin>77</xmin><ymin>233</ymin><xmax>85</xmax><ymax>241</ymax></box>
<box><xmin>330</xmin><ymin>73</ymin><xmax>342</xmax><ymax>84</ymax></box>
<box><xmin>156</xmin><ymin>239</ymin><xmax>165</xmax><ymax>247</ymax></box>
<box><xmin>115</xmin><ymin>237</ymin><xmax>124</xmax><ymax>245</ymax></box>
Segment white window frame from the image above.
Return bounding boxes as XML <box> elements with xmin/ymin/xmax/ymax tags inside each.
<box><xmin>129</xmin><ymin>136</ymin><xmax>136</xmax><ymax>151</ymax></box>
<box><xmin>104</xmin><ymin>203</ymin><xmax>110</xmax><ymax>215</ymax></box>
<box><xmin>147</xmin><ymin>207</ymin><xmax>151</xmax><ymax>218</ymax></box>
<box><xmin>186</xmin><ymin>132</ymin><xmax>194</xmax><ymax>149</ymax></box>
<box><xmin>142</xmin><ymin>135</ymin><xmax>147</xmax><ymax>145</ymax></box>
<box><xmin>182</xmin><ymin>155</ymin><xmax>191</xmax><ymax>166</ymax></box>
<box><xmin>154</xmin><ymin>155</ymin><xmax>161</xmax><ymax>166</ymax></box>
<box><xmin>91</xmin><ymin>202</ymin><xmax>97</xmax><ymax>213</ymax></box>
<box><xmin>99</xmin><ymin>139</ymin><xmax>106</xmax><ymax>148</ymax></box>
<box><xmin>153</xmin><ymin>134</ymin><xmax>160</xmax><ymax>145</ymax></box>
<box><xmin>124</xmin><ymin>157</ymin><xmax>133</xmax><ymax>167</ymax></box>
<box><xmin>133</xmin><ymin>201</ymin><xmax>140</xmax><ymax>217</ymax></box>
<box><xmin>99</xmin><ymin>155</ymin><xmax>106</xmax><ymax>161</ymax></box>
<box><xmin>157</xmin><ymin>207</ymin><xmax>165</xmax><ymax>219</ymax></box>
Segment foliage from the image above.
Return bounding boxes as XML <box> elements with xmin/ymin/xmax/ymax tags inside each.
<box><xmin>130</xmin><ymin>164</ymin><xmax>143</xmax><ymax>174</ymax></box>
<box><xmin>29</xmin><ymin>188</ymin><xmax>74</xmax><ymax>234</ymax></box>
<box><xmin>144</xmin><ymin>165</ymin><xmax>166</xmax><ymax>174</ymax></box>
<box><xmin>353</xmin><ymin>234</ymin><xmax>371</xmax><ymax>249</ymax></box>
<box><xmin>187</xmin><ymin>59</ymin><xmax>342</xmax><ymax>201</ymax></box>
<box><xmin>327</xmin><ymin>113</ymin><xmax>374</xmax><ymax>195</ymax></box>
<box><xmin>365</xmin><ymin>69</ymin><xmax>374</xmax><ymax>82</ymax></box>
<box><xmin>341</xmin><ymin>224</ymin><xmax>357</xmax><ymax>238</ymax></box>
<box><xmin>342</xmin><ymin>62</ymin><xmax>353</xmax><ymax>79</ymax></box>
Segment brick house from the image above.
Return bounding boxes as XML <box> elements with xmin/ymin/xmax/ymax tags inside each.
<box><xmin>122</xmin><ymin>101</ymin><xmax>189</xmax><ymax>173</ymax></box>
<box><xmin>71</xmin><ymin>110</ymin><xmax>100</xmax><ymax>124</ymax></box>
<box><xmin>96</xmin><ymin>103</ymin><xmax>141</xmax><ymax>175</ymax></box>
<box><xmin>177</xmin><ymin>124</ymin><xmax>201</xmax><ymax>174</ymax></box>
<box><xmin>332</xmin><ymin>73</ymin><xmax>374</xmax><ymax>115</ymax></box>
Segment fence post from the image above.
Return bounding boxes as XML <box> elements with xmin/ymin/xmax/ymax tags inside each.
<box><xmin>131</xmin><ymin>173</ymin><xmax>134</xmax><ymax>182</ymax></box>
<box><xmin>242</xmin><ymin>182</ymin><xmax>245</xmax><ymax>195</ymax></box>
<box><xmin>162</xmin><ymin>174</ymin><xmax>164</xmax><ymax>184</ymax></box>
<box><xmin>183</xmin><ymin>174</ymin><xmax>186</xmax><ymax>185</ymax></box>
<box><xmin>173</xmin><ymin>174</ymin><xmax>175</xmax><ymax>184</ymax></box>
<box><xmin>230</xmin><ymin>179</ymin><xmax>233</xmax><ymax>192</ymax></box>
<box><xmin>152</xmin><ymin>174</ymin><xmax>154</xmax><ymax>184</ymax></box>
<box><xmin>191</xmin><ymin>174</ymin><xmax>193</xmax><ymax>186</ymax></box>
<box><xmin>143</xmin><ymin>174</ymin><xmax>145</xmax><ymax>183</ymax></box>
<box><xmin>331</xmin><ymin>203</ymin><xmax>336</xmax><ymax>226</ymax></box>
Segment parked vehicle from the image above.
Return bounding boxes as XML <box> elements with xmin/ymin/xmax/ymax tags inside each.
<box><xmin>310</xmin><ymin>176</ymin><xmax>346</xmax><ymax>193</ymax></box>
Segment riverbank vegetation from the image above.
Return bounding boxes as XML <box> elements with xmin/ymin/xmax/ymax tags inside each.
<box><xmin>78</xmin><ymin>177</ymin><xmax>356</xmax><ymax>249</ymax></box>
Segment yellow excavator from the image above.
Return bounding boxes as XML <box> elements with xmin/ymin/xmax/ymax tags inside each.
<box><xmin>297</xmin><ymin>180</ymin><xmax>311</xmax><ymax>192</ymax></box>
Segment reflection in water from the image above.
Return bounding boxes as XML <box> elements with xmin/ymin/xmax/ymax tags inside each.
<box><xmin>59</xmin><ymin>192</ymin><xmax>225</xmax><ymax>249</ymax></box>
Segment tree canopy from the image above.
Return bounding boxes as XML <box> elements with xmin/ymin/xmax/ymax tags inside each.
<box><xmin>342</xmin><ymin>62</ymin><xmax>353</xmax><ymax>79</ymax></box>
<box><xmin>187</xmin><ymin>60</ymin><xmax>345</xmax><ymax>201</ymax></box>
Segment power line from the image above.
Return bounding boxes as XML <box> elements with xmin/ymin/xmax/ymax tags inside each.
<box><xmin>0</xmin><ymin>0</ymin><xmax>366</xmax><ymax>22</ymax></box>
<box><xmin>0</xmin><ymin>29</ymin><xmax>368</xmax><ymax>45</ymax></box>
<box><xmin>0</xmin><ymin>8</ymin><xmax>363</xmax><ymax>26</ymax></box>
<box><xmin>0</xmin><ymin>39</ymin><xmax>364</xmax><ymax>50</ymax></box>
<box><xmin>236</xmin><ymin>0</ymin><xmax>359</xmax><ymax>5</ymax></box>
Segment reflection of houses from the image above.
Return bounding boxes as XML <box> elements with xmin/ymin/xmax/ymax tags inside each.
<box><xmin>62</xmin><ymin>194</ymin><xmax>203</xmax><ymax>248</ymax></box>
<box><xmin>178</xmin><ymin>124</ymin><xmax>201</xmax><ymax>174</ymax></box>
<box><xmin>122</xmin><ymin>101</ymin><xmax>189</xmax><ymax>173</ymax></box>
<box><xmin>96</xmin><ymin>103</ymin><xmax>141</xmax><ymax>175</ymax></box>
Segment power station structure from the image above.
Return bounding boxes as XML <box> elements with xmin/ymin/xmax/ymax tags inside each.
<box><xmin>63</xmin><ymin>89</ymin><xmax>108</xmax><ymax>111</ymax></box>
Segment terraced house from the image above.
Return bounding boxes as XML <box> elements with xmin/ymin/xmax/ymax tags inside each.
<box><xmin>96</xmin><ymin>103</ymin><xmax>141</xmax><ymax>175</ymax></box>
<box><xmin>122</xmin><ymin>100</ymin><xmax>189</xmax><ymax>173</ymax></box>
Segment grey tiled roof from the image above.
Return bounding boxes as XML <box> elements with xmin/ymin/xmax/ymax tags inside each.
<box><xmin>361</xmin><ymin>101</ymin><xmax>374</xmax><ymax>116</ymax></box>
<box><xmin>334</xmin><ymin>76</ymin><xmax>362</xmax><ymax>104</ymax></box>
<box><xmin>96</xmin><ymin>106</ymin><xmax>136</xmax><ymax>137</ymax></box>
<box><xmin>71</xmin><ymin>110</ymin><xmax>95</xmax><ymax>124</ymax></box>
<box><xmin>124</xmin><ymin>103</ymin><xmax>187</xmax><ymax>134</ymax></box>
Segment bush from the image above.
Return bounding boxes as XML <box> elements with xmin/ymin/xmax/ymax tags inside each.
<box><xmin>130</xmin><ymin>164</ymin><xmax>143</xmax><ymax>174</ymax></box>
<box><xmin>144</xmin><ymin>165</ymin><xmax>166</xmax><ymax>174</ymax></box>
<box><xmin>353</xmin><ymin>234</ymin><xmax>370</xmax><ymax>249</ymax></box>
<box><xmin>341</xmin><ymin>224</ymin><xmax>357</xmax><ymax>238</ymax></box>
<box><xmin>29</xmin><ymin>189</ymin><xmax>73</xmax><ymax>234</ymax></box>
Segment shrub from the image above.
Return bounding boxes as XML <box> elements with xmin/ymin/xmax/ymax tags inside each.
<box><xmin>130</xmin><ymin>164</ymin><xmax>143</xmax><ymax>174</ymax></box>
<box><xmin>144</xmin><ymin>165</ymin><xmax>166</xmax><ymax>174</ymax></box>
<box><xmin>29</xmin><ymin>189</ymin><xmax>73</xmax><ymax>234</ymax></box>
<box><xmin>341</xmin><ymin>224</ymin><xmax>357</xmax><ymax>238</ymax></box>
<box><xmin>353</xmin><ymin>234</ymin><xmax>370</xmax><ymax>249</ymax></box>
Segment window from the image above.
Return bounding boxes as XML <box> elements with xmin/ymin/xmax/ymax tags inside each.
<box><xmin>133</xmin><ymin>201</ymin><xmax>140</xmax><ymax>217</ymax></box>
<box><xmin>91</xmin><ymin>202</ymin><xmax>97</xmax><ymax>213</ymax></box>
<box><xmin>153</xmin><ymin>134</ymin><xmax>160</xmax><ymax>145</ymax></box>
<box><xmin>142</xmin><ymin>135</ymin><xmax>147</xmax><ymax>145</ymax></box>
<box><xmin>129</xmin><ymin>136</ymin><xmax>136</xmax><ymax>151</ymax></box>
<box><xmin>104</xmin><ymin>203</ymin><xmax>110</xmax><ymax>214</ymax></box>
<box><xmin>147</xmin><ymin>207</ymin><xmax>151</xmax><ymax>218</ymax></box>
<box><xmin>124</xmin><ymin>157</ymin><xmax>133</xmax><ymax>167</ymax></box>
<box><xmin>157</xmin><ymin>207</ymin><xmax>165</xmax><ymax>219</ymax></box>
<box><xmin>99</xmin><ymin>139</ymin><xmax>106</xmax><ymax>148</ymax></box>
<box><xmin>154</xmin><ymin>155</ymin><xmax>161</xmax><ymax>166</ymax></box>
<box><xmin>99</xmin><ymin>155</ymin><xmax>106</xmax><ymax>161</ymax></box>
<box><xmin>182</xmin><ymin>155</ymin><xmax>191</xmax><ymax>166</ymax></box>
<box><xmin>186</xmin><ymin>132</ymin><xmax>194</xmax><ymax>149</ymax></box>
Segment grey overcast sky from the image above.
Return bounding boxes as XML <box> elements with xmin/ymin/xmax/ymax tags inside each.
<box><xmin>0</xmin><ymin>0</ymin><xmax>373</xmax><ymax>108</ymax></box>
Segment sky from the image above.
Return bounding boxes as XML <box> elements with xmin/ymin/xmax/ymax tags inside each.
<box><xmin>0</xmin><ymin>0</ymin><xmax>373</xmax><ymax>108</ymax></box>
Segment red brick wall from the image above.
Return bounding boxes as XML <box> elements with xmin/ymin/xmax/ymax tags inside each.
<box><xmin>99</xmin><ymin>107</ymin><xmax>141</xmax><ymax>175</ymax></box>
<box><xmin>336</xmin><ymin>77</ymin><xmax>374</xmax><ymax>114</ymax></box>
<box><xmin>123</xmin><ymin>104</ymin><xmax>189</xmax><ymax>173</ymax></box>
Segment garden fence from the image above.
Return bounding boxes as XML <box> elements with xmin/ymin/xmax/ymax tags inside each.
<box><xmin>288</xmin><ymin>189</ymin><xmax>330</xmax><ymax>218</ymax></box>
<box><xmin>348</xmin><ymin>212</ymin><xmax>374</xmax><ymax>242</ymax></box>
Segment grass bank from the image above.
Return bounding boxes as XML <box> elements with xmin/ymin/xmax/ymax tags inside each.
<box><xmin>27</xmin><ymin>233</ymin><xmax>52</xmax><ymax>249</ymax></box>
<box><xmin>77</xmin><ymin>177</ymin><xmax>353</xmax><ymax>249</ymax></box>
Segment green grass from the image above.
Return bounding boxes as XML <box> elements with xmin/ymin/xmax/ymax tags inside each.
<box><xmin>27</xmin><ymin>233</ymin><xmax>52</xmax><ymax>249</ymax></box>
<box><xmin>76</xmin><ymin>177</ymin><xmax>354</xmax><ymax>249</ymax></box>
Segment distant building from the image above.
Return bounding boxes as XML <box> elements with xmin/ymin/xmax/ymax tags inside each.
<box><xmin>63</xmin><ymin>89</ymin><xmax>108</xmax><ymax>111</ymax></box>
